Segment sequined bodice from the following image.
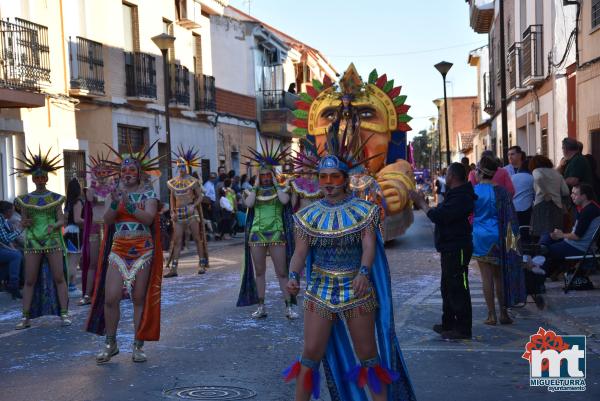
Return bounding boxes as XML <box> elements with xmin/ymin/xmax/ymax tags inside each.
<box><xmin>313</xmin><ymin>243</ymin><xmax>362</xmax><ymax>271</ymax></box>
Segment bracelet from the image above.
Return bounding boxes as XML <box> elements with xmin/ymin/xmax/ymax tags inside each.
<box><xmin>288</xmin><ymin>271</ymin><xmax>300</xmax><ymax>282</ymax></box>
<box><xmin>110</xmin><ymin>200</ymin><xmax>119</xmax><ymax>210</ymax></box>
<box><xmin>125</xmin><ymin>202</ymin><xmax>137</xmax><ymax>214</ymax></box>
<box><xmin>359</xmin><ymin>266</ymin><xmax>370</xmax><ymax>277</ymax></box>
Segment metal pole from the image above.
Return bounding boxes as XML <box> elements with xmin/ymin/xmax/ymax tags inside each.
<box><xmin>162</xmin><ymin>48</ymin><xmax>172</xmax><ymax>179</ymax></box>
<box><xmin>443</xmin><ymin>76</ymin><xmax>451</xmax><ymax>166</ymax></box>
<box><xmin>499</xmin><ymin>0</ymin><xmax>509</xmax><ymax>165</ymax></box>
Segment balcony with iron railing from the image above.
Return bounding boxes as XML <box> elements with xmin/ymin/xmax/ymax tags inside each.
<box><xmin>0</xmin><ymin>18</ymin><xmax>50</xmax><ymax>107</ymax></box>
<box><xmin>169</xmin><ymin>63</ymin><xmax>190</xmax><ymax>107</ymax></box>
<box><xmin>69</xmin><ymin>36</ymin><xmax>104</xmax><ymax>96</ymax></box>
<box><xmin>194</xmin><ymin>74</ymin><xmax>216</xmax><ymax>112</ymax></box>
<box><xmin>124</xmin><ymin>51</ymin><xmax>156</xmax><ymax>100</ymax></box>
<box><xmin>521</xmin><ymin>25</ymin><xmax>544</xmax><ymax>86</ymax></box>
<box><xmin>507</xmin><ymin>42</ymin><xmax>522</xmax><ymax>96</ymax></box>
<box><xmin>260</xmin><ymin>89</ymin><xmax>300</xmax><ymax>139</ymax></box>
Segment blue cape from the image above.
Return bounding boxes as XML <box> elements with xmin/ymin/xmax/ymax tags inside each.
<box><xmin>311</xmin><ymin>231</ymin><xmax>417</xmax><ymax>401</ymax></box>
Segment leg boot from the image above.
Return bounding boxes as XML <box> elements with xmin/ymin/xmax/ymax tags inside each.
<box><xmin>132</xmin><ymin>339</ymin><xmax>147</xmax><ymax>363</ymax></box>
<box><xmin>96</xmin><ymin>335</ymin><xmax>119</xmax><ymax>364</ymax></box>
<box><xmin>164</xmin><ymin>259</ymin><xmax>178</xmax><ymax>278</ymax></box>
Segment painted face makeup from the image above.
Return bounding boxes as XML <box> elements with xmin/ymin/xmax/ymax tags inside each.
<box><xmin>120</xmin><ymin>161</ymin><xmax>139</xmax><ymax>184</ymax></box>
<box><xmin>32</xmin><ymin>173</ymin><xmax>48</xmax><ymax>186</ymax></box>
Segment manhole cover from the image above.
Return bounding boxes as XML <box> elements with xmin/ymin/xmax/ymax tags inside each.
<box><xmin>164</xmin><ymin>386</ymin><xmax>257</xmax><ymax>400</ymax></box>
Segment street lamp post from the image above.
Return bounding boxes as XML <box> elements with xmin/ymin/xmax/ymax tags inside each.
<box><xmin>434</xmin><ymin>61</ymin><xmax>453</xmax><ymax>167</ymax></box>
<box><xmin>151</xmin><ymin>33</ymin><xmax>176</xmax><ymax>179</ymax></box>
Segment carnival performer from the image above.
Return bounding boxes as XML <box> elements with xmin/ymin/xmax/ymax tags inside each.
<box><xmin>237</xmin><ymin>140</ymin><xmax>298</xmax><ymax>319</ymax></box>
<box><xmin>163</xmin><ymin>146</ymin><xmax>209</xmax><ymax>277</ymax></box>
<box><xmin>79</xmin><ymin>153</ymin><xmax>115</xmax><ymax>305</ymax></box>
<box><xmin>289</xmin><ymin>138</ymin><xmax>322</xmax><ymax>212</ymax></box>
<box><xmin>283</xmin><ymin>120</ymin><xmax>416</xmax><ymax>401</ymax></box>
<box><xmin>86</xmin><ymin>140</ymin><xmax>163</xmax><ymax>364</ymax></box>
<box><xmin>13</xmin><ymin>147</ymin><xmax>71</xmax><ymax>330</ymax></box>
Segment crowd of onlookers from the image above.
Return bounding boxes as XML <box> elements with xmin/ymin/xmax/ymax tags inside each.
<box><xmin>412</xmin><ymin>137</ymin><xmax>600</xmax><ymax>340</ymax></box>
<box><xmin>432</xmin><ymin>137</ymin><xmax>600</xmax><ymax>298</ymax></box>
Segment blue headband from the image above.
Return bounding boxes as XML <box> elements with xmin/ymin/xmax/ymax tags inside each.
<box><xmin>317</xmin><ymin>155</ymin><xmax>349</xmax><ymax>173</ymax></box>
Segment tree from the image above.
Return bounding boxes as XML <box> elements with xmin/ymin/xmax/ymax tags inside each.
<box><xmin>411</xmin><ymin>130</ymin><xmax>432</xmax><ymax>169</ymax></box>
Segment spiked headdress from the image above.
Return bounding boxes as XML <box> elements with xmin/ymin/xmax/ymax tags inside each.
<box><xmin>87</xmin><ymin>151</ymin><xmax>114</xmax><ymax>179</ymax></box>
<box><xmin>103</xmin><ymin>138</ymin><xmax>162</xmax><ymax>178</ymax></box>
<box><xmin>243</xmin><ymin>138</ymin><xmax>290</xmax><ymax>172</ymax></box>
<box><xmin>13</xmin><ymin>146</ymin><xmax>63</xmax><ymax>177</ymax></box>
<box><xmin>172</xmin><ymin>145</ymin><xmax>201</xmax><ymax>174</ymax></box>
<box><xmin>291</xmin><ymin>122</ymin><xmax>381</xmax><ymax>175</ymax></box>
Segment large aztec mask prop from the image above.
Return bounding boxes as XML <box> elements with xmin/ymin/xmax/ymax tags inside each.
<box><xmin>292</xmin><ymin>63</ymin><xmax>412</xmax><ymax>173</ymax></box>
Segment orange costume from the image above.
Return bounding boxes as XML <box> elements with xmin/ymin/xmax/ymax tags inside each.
<box><xmin>86</xmin><ymin>188</ymin><xmax>163</xmax><ymax>341</ymax></box>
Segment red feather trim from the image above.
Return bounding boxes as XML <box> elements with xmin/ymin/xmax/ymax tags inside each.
<box><xmin>375</xmin><ymin>74</ymin><xmax>387</xmax><ymax>88</ymax></box>
<box><xmin>374</xmin><ymin>366</ymin><xmax>393</xmax><ymax>385</ymax></box>
<box><xmin>397</xmin><ymin>122</ymin><xmax>412</xmax><ymax>132</ymax></box>
<box><xmin>388</xmin><ymin>86</ymin><xmax>402</xmax><ymax>98</ymax></box>
<box><xmin>306</xmin><ymin>85</ymin><xmax>320</xmax><ymax>99</ymax></box>
<box><xmin>284</xmin><ymin>361</ymin><xmax>301</xmax><ymax>382</ymax></box>
<box><xmin>303</xmin><ymin>368</ymin><xmax>314</xmax><ymax>392</ymax></box>
<box><xmin>358</xmin><ymin>367</ymin><xmax>368</xmax><ymax>388</ymax></box>
<box><xmin>295</xmin><ymin>101</ymin><xmax>310</xmax><ymax>111</ymax></box>
<box><xmin>323</xmin><ymin>75</ymin><xmax>333</xmax><ymax>88</ymax></box>
<box><xmin>396</xmin><ymin>104</ymin><xmax>411</xmax><ymax>114</ymax></box>
<box><xmin>292</xmin><ymin>119</ymin><xmax>308</xmax><ymax>128</ymax></box>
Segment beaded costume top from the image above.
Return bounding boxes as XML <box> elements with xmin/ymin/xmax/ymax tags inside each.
<box><xmin>167</xmin><ymin>176</ymin><xmax>200</xmax><ymax>195</ymax></box>
<box><xmin>16</xmin><ymin>191</ymin><xmax>65</xmax><ymax>253</ymax></box>
<box><xmin>294</xmin><ymin>195</ymin><xmax>379</xmax><ymax>248</ymax></box>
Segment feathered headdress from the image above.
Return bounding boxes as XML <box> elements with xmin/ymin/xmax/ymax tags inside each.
<box><xmin>103</xmin><ymin>138</ymin><xmax>162</xmax><ymax>177</ymax></box>
<box><xmin>172</xmin><ymin>145</ymin><xmax>201</xmax><ymax>173</ymax></box>
<box><xmin>291</xmin><ymin>122</ymin><xmax>381</xmax><ymax>175</ymax></box>
<box><xmin>12</xmin><ymin>146</ymin><xmax>63</xmax><ymax>177</ymax></box>
<box><xmin>88</xmin><ymin>151</ymin><xmax>114</xmax><ymax>179</ymax></box>
<box><xmin>243</xmin><ymin>138</ymin><xmax>290</xmax><ymax>171</ymax></box>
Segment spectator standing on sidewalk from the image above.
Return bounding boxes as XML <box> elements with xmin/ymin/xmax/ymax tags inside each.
<box><xmin>562</xmin><ymin>138</ymin><xmax>594</xmax><ymax>189</ymax></box>
<box><xmin>0</xmin><ymin>201</ymin><xmax>23</xmax><ymax>299</ymax></box>
<box><xmin>511</xmin><ymin>150</ymin><xmax>534</xmax><ymax>229</ymax></box>
<box><xmin>505</xmin><ymin>146</ymin><xmax>522</xmax><ymax>176</ymax></box>
<box><xmin>472</xmin><ymin>156</ymin><xmax>525</xmax><ymax>326</ymax></box>
<box><xmin>469</xmin><ymin>150</ymin><xmax>515</xmax><ymax>197</ymax></box>
<box><xmin>529</xmin><ymin>155</ymin><xmax>570</xmax><ymax>238</ymax></box>
<box><xmin>410</xmin><ymin>162</ymin><xmax>476</xmax><ymax>340</ymax></box>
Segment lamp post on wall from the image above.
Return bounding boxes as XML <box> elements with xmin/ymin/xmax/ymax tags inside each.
<box><xmin>434</xmin><ymin>61</ymin><xmax>453</xmax><ymax>166</ymax></box>
<box><xmin>151</xmin><ymin>33</ymin><xmax>176</xmax><ymax>179</ymax></box>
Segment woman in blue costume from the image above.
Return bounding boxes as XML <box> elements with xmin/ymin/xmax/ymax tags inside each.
<box><xmin>13</xmin><ymin>147</ymin><xmax>71</xmax><ymax>330</ymax></box>
<box><xmin>284</xmin><ymin>128</ymin><xmax>416</xmax><ymax>401</ymax></box>
<box><xmin>472</xmin><ymin>156</ymin><xmax>525</xmax><ymax>326</ymax></box>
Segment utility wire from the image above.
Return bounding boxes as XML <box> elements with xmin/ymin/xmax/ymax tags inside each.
<box><xmin>328</xmin><ymin>41</ymin><xmax>487</xmax><ymax>58</ymax></box>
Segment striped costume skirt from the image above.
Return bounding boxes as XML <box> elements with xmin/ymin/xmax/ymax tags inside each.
<box><xmin>304</xmin><ymin>265</ymin><xmax>378</xmax><ymax>320</ymax></box>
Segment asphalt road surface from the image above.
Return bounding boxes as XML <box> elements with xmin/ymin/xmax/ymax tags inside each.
<box><xmin>0</xmin><ymin>212</ymin><xmax>597</xmax><ymax>401</ymax></box>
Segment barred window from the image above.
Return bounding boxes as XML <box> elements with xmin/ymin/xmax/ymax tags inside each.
<box><xmin>593</xmin><ymin>0</ymin><xmax>600</xmax><ymax>29</ymax></box>
<box><xmin>117</xmin><ymin>125</ymin><xmax>146</xmax><ymax>154</ymax></box>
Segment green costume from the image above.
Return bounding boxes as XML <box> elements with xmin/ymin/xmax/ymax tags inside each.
<box><xmin>16</xmin><ymin>191</ymin><xmax>66</xmax><ymax>253</ymax></box>
<box><xmin>248</xmin><ymin>186</ymin><xmax>286</xmax><ymax>246</ymax></box>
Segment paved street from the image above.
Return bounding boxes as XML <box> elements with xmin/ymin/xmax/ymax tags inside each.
<box><xmin>0</xmin><ymin>212</ymin><xmax>598</xmax><ymax>401</ymax></box>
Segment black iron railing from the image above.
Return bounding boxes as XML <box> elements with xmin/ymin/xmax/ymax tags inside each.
<box><xmin>0</xmin><ymin>18</ymin><xmax>50</xmax><ymax>90</ymax></box>
<box><xmin>69</xmin><ymin>36</ymin><xmax>104</xmax><ymax>94</ymax></box>
<box><xmin>507</xmin><ymin>42</ymin><xmax>521</xmax><ymax>91</ymax></box>
<box><xmin>521</xmin><ymin>25</ymin><xmax>543</xmax><ymax>83</ymax></box>
<box><xmin>124</xmin><ymin>51</ymin><xmax>156</xmax><ymax>98</ymax></box>
<box><xmin>194</xmin><ymin>74</ymin><xmax>216</xmax><ymax>111</ymax></box>
<box><xmin>261</xmin><ymin>89</ymin><xmax>298</xmax><ymax>109</ymax></box>
<box><xmin>169</xmin><ymin>63</ymin><xmax>190</xmax><ymax>106</ymax></box>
